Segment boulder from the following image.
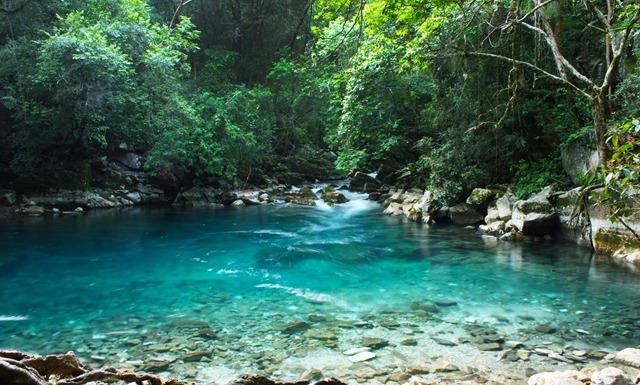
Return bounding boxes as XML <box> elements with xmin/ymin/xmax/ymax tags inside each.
<box><xmin>174</xmin><ymin>187</ymin><xmax>218</xmax><ymax>207</ymax></box>
<box><xmin>496</xmin><ymin>193</ymin><xmax>517</xmax><ymax>220</ymax></box>
<box><xmin>512</xmin><ymin>191</ymin><xmax>556</xmax><ymax>236</ymax></box>
<box><xmin>555</xmin><ymin>187</ymin><xmax>591</xmax><ymax>247</ymax></box>
<box><xmin>26</xmin><ymin>189</ymin><xmax>143</xmax><ymax>209</ymax></box>
<box><xmin>591</xmin><ymin>368</ymin><xmax>633</xmax><ymax>385</ymax></box>
<box><xmin>449</xmin><ymin>203</ymin><xmax>484</xmax><ymax>226</ymax></box>
<box><xmin>587</xmin><ymin>190</ymin><xmax>640</xmax><ymax>267</ymax></box>
<box><xmin>466</xmin><ymin>188</ymin><xmax>501</xmax><ymax>208</ymax></box>
<box><xmin>479</xmin><ymin>220</ymin><xmax>505</xmax><ymax>236</ymax></box>
<box><xmin>615</xmin><ymin>348</ymin><xmax>640</xmax><ymax>368</ymax></box>
<box><xmin>383</xmin><ymin>202</ymin><xmax>404</xmax><ymax>216</ymax></box>
<box><xmin>0</xmin><ymin>190</ymin><xmax>16</xmax><ymax>206</ymax></box>
<box><xmin>561</xmin><ymin>135</ymin><xmax>599</xmax><ymax>185</ymax></box>
<box><xmin>110</xmin><ymin>152</ymin><xmax>143</xmax><ymax>171</ymax></box>
<box><xmin>528</xmin><ymin>370</ymin><xmax>587</xmax><ymax>385</ymax></box>
<box><xmin>281</xmin><ymin>186</ymin><xmax>317</xmax><ymax>206</ymax></box>
<box><xmin>376</xmin><ymin>164</ymin><xmax>398</xmax><ymax>185</ymax></box>
<box><xmin>320</xmin><ymin>187</ymin><xmax>348</xmax><ymax>205</ymax></box>
<box><xmin>349</xmin><ymin>172</ymin><xmax>380</xmax><ymax>192</ymax></box>
<box><xmin>21</xmin><ymin>205</ymin><xmax>45</xmax><ymax>216</ymax></box>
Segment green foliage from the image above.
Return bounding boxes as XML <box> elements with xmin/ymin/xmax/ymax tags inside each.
<box><xmin>146</xmin><ymin>86</ymin><xmax>276</xmax><ymax>184</ymax></box>
<box><xmin>512</xmin><ymin>157</ymin><xmax>566</xmax><ymax>199</ymax></box>
<box><xmin>326</xmin><ymin>35</ymin><xmax>433</xmax><ymax>171</ymax></box>
<box><xmin>0</xmin><ymin>0</ymin><xmax>199</xmax><ymax>176</ymax></box>
<box><xmin>591</xmin><ymin>118</ymin><xmax>640</xmax><ymax>221</ymax></box>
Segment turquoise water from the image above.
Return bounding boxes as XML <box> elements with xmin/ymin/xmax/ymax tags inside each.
<box><xmin>0</xmin><ymin>190</ymin><xmax>639</xmax><ymax>383</ymax></box>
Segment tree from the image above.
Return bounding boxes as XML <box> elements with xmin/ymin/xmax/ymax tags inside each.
<box><xmin>463</xmin><ymin>0</ymin><xmax>640</xmax><ymax>166</ymax></box>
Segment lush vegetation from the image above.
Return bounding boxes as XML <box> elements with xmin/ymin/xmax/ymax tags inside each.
<box><xmin>0</xmin><ymin>0</ymin><xmax>638</xmax><ymax>204</ymax></box>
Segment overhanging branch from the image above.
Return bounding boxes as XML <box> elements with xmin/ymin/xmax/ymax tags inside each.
<box><xmin>462</xmin><ymin>50</ymin><xmax>592</xmax><ymax>99</ymax></box>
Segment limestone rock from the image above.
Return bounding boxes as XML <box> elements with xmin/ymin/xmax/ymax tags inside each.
<box><xmin>477</xmin><ymin>343</ymin><xmax>501</xmax><ymax>351</ymax></box>
<box><xmin>343</xmin><ymin>347</ymin><xmax>371</xmax><ymax>356</ymax></box>
<box><xmin>588</xmin><ymin>190</ymin><xmax>640</xmax><ymax>267</ymax></box>
<box><xmin>182</xmin><ymin>351</ymin><xmax>212</xmax><ymax>362</ymax></box>
<box><xmin>466</xmin><ymin>188</ymin><xmax>501</xmax><ymax>208</ymax></box>
<box><xmin>528</xmin><ymin>370</ymin><xmax>586</xmax><ymax>385</ymax></box>
<box><xmin>0</xmin><ymin>190</ymin><xmax>16</xmax><ymax>206</ymax></box>
<box><xmin>376</xmin><ymin>164</ymin><xmax>398</xmax><ymax>185</ymax></box>
<box><xmin>432</xmin><ymin>337</ymin><xmax>457</xmax><ymax>346</ymax></box>
<box><xmin>349</xmin><ymin>172</ymin><xmax>380</xmax><ymax>192</ymax></box>
<box><xmin>21</xmin><ymin>206</ymin><xmax>45</xmax><ymax>216</ymax></box>
<box><xmin>591</xmin><ymin>368</ymin><xmax>633</xmax><ymax>385</ymax></box>
<box><xmin>383</xmin><ymin>202</ymin><xmax>404</xmax><ymax>216</ymax></box>
<box><xmin>512</xmin><ymin>192</ymin><xmax>556</xmax><ymax>236</ymax></box>
<box><xmin>303</xmin><ymin>330</ymin><xmax>337</xmax><ymax>340</ymax></box>
<box><xmin>555</xmin><ymin>187</ymin><xmax>591</xmax><ymax>247</ymax></box>
<box><xmin>231</xmin><ymin>199</ymin><xmax>246</xmax><ymax>207</ymax></box>
<box><xmin>111</xmin><ymin>152</ymin><xmax>143</xmax><ymax>170</ymax></box>
<box><xmin>175</xmin><ymin>187</ymin><xmax>219</xmax><ymax>207</ymax></box>
<box><xmin>281</xmin><ymin>186</ymin><xmax>318</xmax><ymax>206</ymax></box>
<box><xmin>615</xmin><ymin>348</ymin><xmax>640</xmax><ymax>368</ymax></box>
<box><xmin>561</xmin><ymin>135</ymin><xmax>599</xmax><ymax>185</ymax></box>
<box><xmin>280</xmin><ymin>321</ymin><xmax>310</xmax><ymax>334</ymax></box>
<box><xmin>496</xmin><ymin>193</ymin><xmax>516</xmax><ymax>220</ymax></box>
<box><xmin>349</xmin><ymin>351</ymin><xmax>376</xmax><ymax>363</ymax></box>
<box><xmin>320</xmin><ymin>187</ymin><xmax>348</xmax><ymax>205</ymax></box>
<box><xmin>449</xmin><ymin>203</ymin><xmax>484</xmax><ymax>226</ymax></box>
<box><xmin>431</xmin><ymin>361</ymin><xmax>458</xmax><ymax>373</ymax></box>
<box><xmin>362</xmin><ymin>337</ymin><xmax>388</xmax><ymax>349</ymax></box>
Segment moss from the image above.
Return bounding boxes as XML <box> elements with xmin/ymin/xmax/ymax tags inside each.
<box><xmin>594</xmin><ymin>229</ymin><xmax>640</xmax><ymax>251</ymax></box>
<box><xmin>517</xmin><ymin>200</ymin><xmax>554</xmax><ymax>214</ymax></box>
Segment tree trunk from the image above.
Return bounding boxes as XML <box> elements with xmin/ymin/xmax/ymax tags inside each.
<box><xmin>591</xmin><ymin>93</ymin><xmax>611</xmax><ymax>166</ymax></box>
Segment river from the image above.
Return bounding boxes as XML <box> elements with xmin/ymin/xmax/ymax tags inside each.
<box><xmin>0</xmin><ymin>188</ymin><xmax>639</xmax><ymax>383</ymax></box>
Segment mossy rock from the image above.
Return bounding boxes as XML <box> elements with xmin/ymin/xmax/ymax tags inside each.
<box><xmin>466</xmin><ymin>188</ymin><xmax>502</xmax><ymax>208</ymax></box>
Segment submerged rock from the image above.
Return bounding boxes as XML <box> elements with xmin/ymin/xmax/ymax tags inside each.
<box><xmin>348</xmin><ymin>351</ymin><xmax>376</xmax><ymax>363</ymax></box>
<box><xmin>280</xmin><ymin>321</ymin><xmax>310</xmax><ymax>334</ymax></box>
<box><xmin>362</xmin><ymin>337</ymin><xmax>388</xmax><ymax>349</ymax></box>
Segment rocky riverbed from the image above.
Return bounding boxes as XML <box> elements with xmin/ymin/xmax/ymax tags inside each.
<box><xmin>4</xmin><ymin>288</ymin><xmax>639</xmax><ymax>385</ymax></box>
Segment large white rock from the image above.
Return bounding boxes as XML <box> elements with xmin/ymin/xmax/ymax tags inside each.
<box><xmin>615</xmin><ymin>348</ymin><xmax>640</xmax><ymax>368</ymax></box>
<box><xmin>496</xmin><ymin>193</ymin><xmax>516</xmax><ymax>220</ymax></box>
<box><xmin>528</xmin><ymin>370</ymin><xmax>586</xmax><ymax>385</ymax></box>
<box><xmin>591</xmin><ymin>368</ymin><xmax>633</xmax><ymax>385</ymax></box>
<box><xmin>512</xmin><ymin>193</ymin><xmax>556</xmax><ymax>236</ymax></box>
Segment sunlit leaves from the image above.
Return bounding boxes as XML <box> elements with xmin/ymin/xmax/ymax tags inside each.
<box><xmin>593</xmin><ymin>118</ymin><xmax>640</xmax><ymax>222</ymax></box>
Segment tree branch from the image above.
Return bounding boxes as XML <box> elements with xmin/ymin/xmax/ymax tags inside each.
<box><xmin>515</xmin><ymin>0</ymin><xmax>555</xmax><ymax>24</ymax></box>
<box><xmin>599</xmin><ymin>4</ymin><xmax>640</xmax><ymax>95</ymax></box>
<box><xmin>169</xmin><ymin>0</ymin><xmax>194</xmax><ymax>33</ymax></box>
<box><xmin>462</xmin><ymin>50</ymin><xmax>592</xmax><ymax>99</ymax></box>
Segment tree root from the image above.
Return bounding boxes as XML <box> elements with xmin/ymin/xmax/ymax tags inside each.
<box><xmin>0</xmin><ymin>350</ymin><xmax>190</xmax><ymax>385</ymax></box>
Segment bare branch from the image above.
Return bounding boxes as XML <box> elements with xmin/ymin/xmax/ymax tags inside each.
<box><xmin>462</xmin><ymin>50</ymin><xmax>592</xmax><ymax>99</ymax></box>
<box><xmin>515</xmin><ymin>0</ymin><xmax>555</xmax><ymax>23</ymax></box>
<box><xmin>581</xmin><ymin>0</ymin><xmax>616</xmax><ymax>47</ymax></box>
<box><xmin>599</xmin><ymin>4</ymin><xmax>640</xmax><ymax>94</ymax></box>
<box><xmin>169</xmin><ymin>0</ymin><xmax>195</xmax><ymax>33</ymax></box>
